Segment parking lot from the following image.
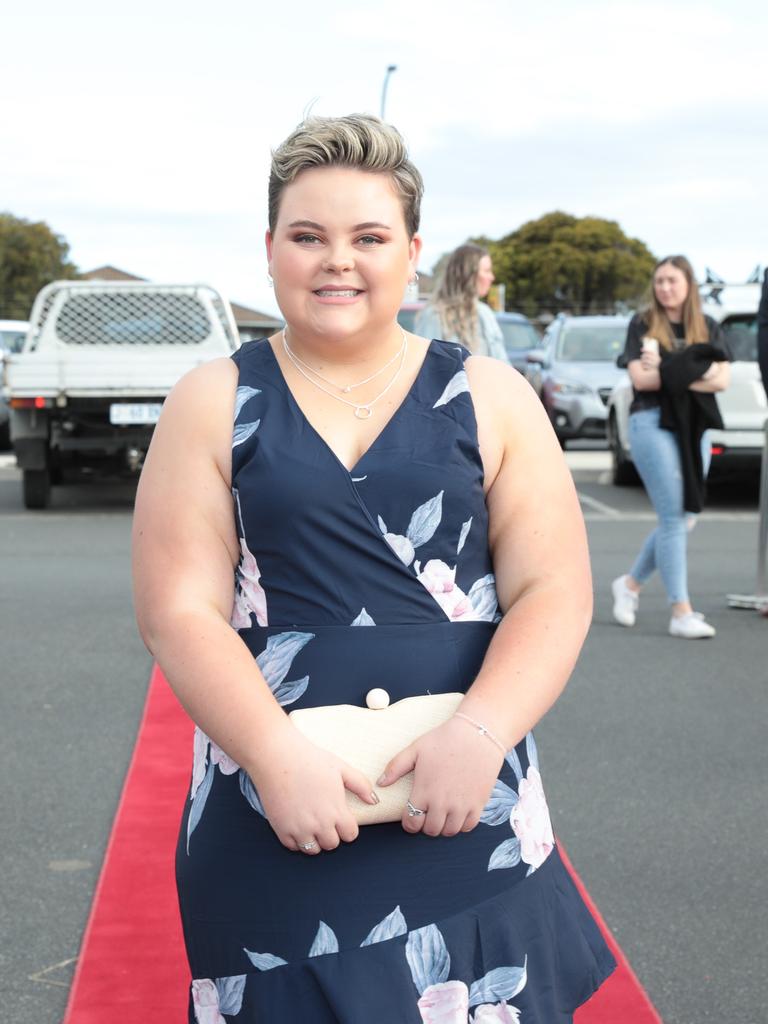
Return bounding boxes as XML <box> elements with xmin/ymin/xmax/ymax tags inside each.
<box><xmin>1</xmin><ymin>446</ymin><xmax>766</xmax><ymax>1024</ymax></box>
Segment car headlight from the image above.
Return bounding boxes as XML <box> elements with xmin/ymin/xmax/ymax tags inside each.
<box><xmin>551</xmin><ymin>379</ymin><xmax>593</xmax><ymax>395</ymax></box>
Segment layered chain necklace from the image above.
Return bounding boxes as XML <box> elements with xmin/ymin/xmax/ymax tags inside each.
<box><xmin>282</xmin><ymin>328</ymin><xmax>408</xmax><ymax>419</ymax></box>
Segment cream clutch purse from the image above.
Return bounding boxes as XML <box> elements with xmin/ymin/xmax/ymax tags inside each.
<box><xmin>289</xmin><ymin>691</ymin><xmax>464</xmax><ymax>825</ymax></box>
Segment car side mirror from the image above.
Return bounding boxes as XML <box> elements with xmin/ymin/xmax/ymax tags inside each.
<box><xmin>526</xmin><ymin>351</ymin><xmax>548</xmax><ymax>367</ymax></box>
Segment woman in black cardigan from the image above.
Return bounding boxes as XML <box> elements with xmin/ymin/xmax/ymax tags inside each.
<box><xmin>612</xmin><ymin>255</ymin><xmax>731</xmax><ymax>639</ymax></box>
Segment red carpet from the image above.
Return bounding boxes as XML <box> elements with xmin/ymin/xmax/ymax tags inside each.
<box><xmin>63</xmin><ymin>667</ymin><xmax>663</xmax><ymax>1023</ymax></box>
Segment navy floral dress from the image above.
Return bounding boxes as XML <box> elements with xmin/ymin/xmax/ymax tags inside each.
<box><xmin>176</xmin><ymin>338</ymin><xmax>615</xmax><ymax>1023</ymax></box>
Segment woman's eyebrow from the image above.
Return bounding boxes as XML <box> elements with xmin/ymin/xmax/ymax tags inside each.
<box><xmin>287</xmin><ymin>220</ymin><xmax>391</xmax><ymax>231</ymax></box>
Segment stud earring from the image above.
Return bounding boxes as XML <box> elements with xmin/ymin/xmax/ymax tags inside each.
<box><xmin>267</xmin><ymin>273</ymin><xmax>274</xmax><ymax>288</ymax></box>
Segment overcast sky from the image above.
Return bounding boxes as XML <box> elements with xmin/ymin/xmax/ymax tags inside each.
<box><xmin>3</xmin><ymin>0</ymin><xmax>767</xmax><ymax>317</ymax></box>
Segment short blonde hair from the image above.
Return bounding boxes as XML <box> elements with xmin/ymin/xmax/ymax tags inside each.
<box><xmin>268</xmin><ymin>114</ymin><xmax>423</xmax><ymax>238</ymax></box>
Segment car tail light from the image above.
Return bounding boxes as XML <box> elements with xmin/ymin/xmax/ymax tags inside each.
<box><xmin>711</xmin><ymin>445</ymin><xmax>725</xmax><ymax>456</ymax></box>
<box><xmin>10</xmin><ymin>397</ymin><xmax>53</xmax><ymax>409</ymax></box>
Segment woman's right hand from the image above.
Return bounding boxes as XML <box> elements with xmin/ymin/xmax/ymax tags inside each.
<box><xmin>246</xmin><ymin>725</ymin><xmax>377</xmax><ymax>855</ymax></box>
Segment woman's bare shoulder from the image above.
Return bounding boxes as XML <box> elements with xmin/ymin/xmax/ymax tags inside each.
<box><xmin>150</xmin><ymin>356</ymin><xmax>239</xmax><ymax>480</ymax></box>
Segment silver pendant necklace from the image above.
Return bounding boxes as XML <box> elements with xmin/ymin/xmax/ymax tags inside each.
<box><xmin>283</xmin><ymin>327</ymin><xmax>406</xmax><ymax>393</ymax></box>
<box><xmin>282</xmin><ymin>329</ymin><xmax>408</xmax><ymax>419</ymax></box>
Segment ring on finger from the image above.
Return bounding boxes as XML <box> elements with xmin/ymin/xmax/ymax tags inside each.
<box><xmin>406</xmin><ymin>800</ymin><xmax>426</xmax><ymax>818</ymax></box>
<box><xmin>298</xmin><ymin>839</ymin><xmax>319</xmax><ymax>851</ymax></box>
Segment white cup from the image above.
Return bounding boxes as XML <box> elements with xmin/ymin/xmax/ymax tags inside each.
<box><xmin>641</xmin><ymin>337</ymin><xmax>659</xmax><ymax>355</ymax></box>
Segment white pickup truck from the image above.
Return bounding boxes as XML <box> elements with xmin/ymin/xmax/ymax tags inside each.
<box><xmin>3</xmin><ymin>280</ymin><xmax>240</xmax><ymax>508</ymax></box>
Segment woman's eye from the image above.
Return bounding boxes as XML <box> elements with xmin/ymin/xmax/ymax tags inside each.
<box><xmin>294</xmin><ymin>233</ymin><xmax>321</xmax><ymax>244</ymax></box>
<box><xmin>357</xmin><ymin>235</ymin><xmax>383</xmax><ymax>246</ymax></box>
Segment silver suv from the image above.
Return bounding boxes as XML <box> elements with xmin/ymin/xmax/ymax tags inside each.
<box><xmin>527</xmin><ymin>314</ymin><xmax>630</xmax><ymax>447</ymax></box>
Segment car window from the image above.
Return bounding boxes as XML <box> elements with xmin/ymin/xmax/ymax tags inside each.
<box><xmin>557</xmin><ymin>325</ymin><xmax>626</xmax><ymax>362</ymax></box>
<box><xmin>720</xmin><ymin>315</ymin><xmax>757</xmax><ymax>362</ymax></box>
<box><xmin>498</xmin><ymin>320</ymin><xmax>541</xmax><ymax>351</ymax></box>
<box><xmin>0</xmin><ymin>329</ymin><xmax>27</xmax><ymax>353</ymax></box>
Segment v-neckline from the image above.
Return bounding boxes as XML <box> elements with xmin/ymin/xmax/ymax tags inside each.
<box><xmin>266</xmin><ymin>338</ymin><xmax>436</xmax><ymax>476</ymax></box>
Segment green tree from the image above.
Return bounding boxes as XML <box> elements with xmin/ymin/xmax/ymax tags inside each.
<box><xmin>0</xmin><ymin>213</ymin><xmax>79</xmax><ymax>319</ymax></box>
<box><xmin>467</xmin><ymin>212</ymin><xmax>656</xmax><ymax>318</ymax></box>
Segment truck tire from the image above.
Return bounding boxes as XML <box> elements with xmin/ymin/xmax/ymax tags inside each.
<box><xmin>608</xmin><ymin>414</ymin><xmax>639</xmax><ymax>486</ymax></box>
<box><xmin>23</xmin><ymin>468</ymin><xmax>51</xmax><ymax>509</ymax></box>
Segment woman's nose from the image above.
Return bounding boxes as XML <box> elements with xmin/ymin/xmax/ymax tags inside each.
<box><xmin>323</xmin><ymin>248</ymin><xmax>355</xmax><ymax>273</ymax></box>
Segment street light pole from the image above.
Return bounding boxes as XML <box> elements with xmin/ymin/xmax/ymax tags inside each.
<box><xmin>380</xmin><ymin>64</ymin><xmax>397</xmax><ymax>120</ymax></box>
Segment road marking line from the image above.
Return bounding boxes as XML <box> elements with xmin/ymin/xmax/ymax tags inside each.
<box><xmin>577</xmin><ymin>491</ymin><xmax>622</xmax><ymax>517</ymax></box>
<box><xmin>28</xmin><ymin>956</ymin><xmax>78</xmax><ymax>988</ymax></box>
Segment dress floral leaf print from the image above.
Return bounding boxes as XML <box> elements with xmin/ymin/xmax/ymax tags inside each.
<box><xmin>468</xmin><ymin>959</ymin><xmax>527</xmax><ymax>1006</ymax></box>
<box><xmin>238</xmin><ymin>770</ymin><xmax>266</xmax><ymax>817</ymax></box>
<box><xmin>255</xmin><ymin>632</ymin><xmax>314</xmax><ymax>694</ymax></box>
<box><xmin>406</xmin><ymin>923</ymin><xmax>451</xmax><ymax>994</ymax></box>
<box><xmin>215</xmin><ymin>974</ymin><xmax>247</xmax><ymax>1016</ymax></box>
<box><xmin>467</xmin><ymin>575</ymin><xmax>499</xmax><ymax>622</ymax></box>
<box><xmin>243</xmin><ymin>949</ymin><xmax>288</xmax><ymax>970</ymax></box>
<box><xmin>309</xmin><ymin>921</ymin><xmax>340</xmax><ymax>957</ymax></box>
<box><xmin>504</xmin><ymin>747</ymin><xmax>523</xmax><ymax>784</ymax></box>
<box><xmin>351</xmin><ymin>607</ymin><xmax>376</xmax><ymax>626</ymax></box>
<box><xmin>457</xmin><ymin>517</ymin><xmax>472</xmax><ymax>555</ymax></box>
<box><xmin>360</xmin><ymin>905</ymin><xmax>408</xmax><ymax>946</ymax></box>
<box><xmin>192</xmin><ymin>978</ymin><xmax>226</xmax><ymax>1023</ymax></box>
<box><xmin>525</xmin><ymin>732</ymin><xmax>539</xmax><ymax>772</ymax></box>
<box><xmin>232</xmin><ymin>420</ymin><xmax>261</xmax><ymax>448</ymax></box>
<box><xmin>488</xmin><ymin>838</ymin><xmax>522</xmax><ymax>872</ymax></box>
<box><xmin>271</xmin><ymin>674</ymin><xmax>309</xmax><ymax>707</ymax></box>
<box><xmin>406</xmin><ymin>490</ymin><xmax>444</xmax><ymax>548</ymax></box>
<box><xmin>231</xmin><ymin>489</ymin><xmax>268</xmax><ymax>629</ymax></box>
<box><xmin>234</xmin><ymin>386</ymin><xmax>261</xmax><ymax>422</ymax></box>
<box><xmin>480</xmin><ymin>780</ymin><xmax>519</xmax><ymax>826</ymax></box>
<box><xmin>433</xmin><ymin>370</ymin><xmax>469</xmax><ymax>409</ymax></box>
<box><xmin>187</xmin><ymin>760</ymin><xmax>214</xmax><ymax>852</ymax></box>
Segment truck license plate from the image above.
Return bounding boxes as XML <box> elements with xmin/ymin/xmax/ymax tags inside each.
<box><xmin>109</xmin><ymin>403</ymin><xmax>163</xmax><ymax>425</ymax></box>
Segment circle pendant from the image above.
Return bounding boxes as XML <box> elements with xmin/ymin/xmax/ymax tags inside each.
<box><xmin>354</xmin><ymin>405</ymin><xmax>373</xmax><ymax>419</ymax></box>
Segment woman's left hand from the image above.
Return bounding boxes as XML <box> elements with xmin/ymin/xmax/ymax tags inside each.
<box><xmin>377</xmin><ymin>718</ymin><xmax>505</xmax><ymax>837</ymax></box>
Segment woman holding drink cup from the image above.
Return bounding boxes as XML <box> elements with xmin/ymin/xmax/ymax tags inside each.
<box><xmin>612</xmin><ymin>255</ymin><xmax>731</xmax><ymax>638</ymax></box>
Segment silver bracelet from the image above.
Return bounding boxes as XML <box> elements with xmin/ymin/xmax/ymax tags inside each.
<box><xmin>453</xmin><ymin>711</ymin><xmax>508</xmax><ymax>755</ymax></box>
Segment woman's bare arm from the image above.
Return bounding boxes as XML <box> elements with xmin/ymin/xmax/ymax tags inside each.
<box><xmin>689</xmin><ymin>360</ymin><xmax>731</xmax><ymax>392</ymax></box>
<box><xmin>628</xmin><ymin>358</ymin><xmax>661</xmax><ymax>391</ymax></box>
<box><xmin>132</xmin><ymin>358</ymin><xmax>295</xmax><ymax>777</ymax></box>
<box><xmin>460</xmin><ymin>358</ymin><xmax>593</xmax><ymax>748</ymax></box>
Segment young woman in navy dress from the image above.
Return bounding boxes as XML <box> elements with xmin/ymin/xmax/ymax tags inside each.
<box><xmin>133</xmin><ymin>113</ymin><xmax>615</xmax><ymax>1023</ymax></box>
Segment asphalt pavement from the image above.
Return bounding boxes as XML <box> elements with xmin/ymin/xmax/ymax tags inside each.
<box><xmin>1</xmin><ymin>450</ymin><xmax>765</xmax><ymax>1024</ymax></box>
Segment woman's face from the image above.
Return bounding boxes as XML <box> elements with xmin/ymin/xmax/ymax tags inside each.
<box><xmin>653</xmin><ymin>262</ymin><xmax>689</xmax><ymax>317</ymax></box>
<box><xmin>476</xmin><ymin>254</ymin><xmax>495</xmax><ymax>298</ymax></box>
<box><xmin>266</xmin><ymin>167</ymin><xmax>421</xmax><ymax>344</ymax></box>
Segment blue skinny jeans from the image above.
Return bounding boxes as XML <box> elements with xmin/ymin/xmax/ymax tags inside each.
<box><xmin>628</xmin><ymin>407</ymin><xmax>711</xmax><ymax>605</ymax></box>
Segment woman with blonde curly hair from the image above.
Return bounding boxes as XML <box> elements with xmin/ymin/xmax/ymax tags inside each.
<box><xmin>134</xmin><ymin>113</ymin><xmax>614</xmax><ymax>1022</ymax></box>
<box><xmin>416</xmin><ymin>243</ymin><xmax>509</xmax><ymax>361</ymax></box>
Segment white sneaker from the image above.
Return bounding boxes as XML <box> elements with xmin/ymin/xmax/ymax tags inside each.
<box><xmin>612</xmin><ymin>575</ymin><xmax>639</xmax><ymax>627</ymax></box>
<box><xmin>669</xmin><ymin>613</ymin><xmax>716</xmax><ymax>639</ymax></box>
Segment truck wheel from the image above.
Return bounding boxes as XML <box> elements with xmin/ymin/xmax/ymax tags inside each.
<box><xmin>23</xmin><ymin>468</ymin><xmax>51</xmax><ymax>509</ymax></box>
<box><xmin>608</xmin><ymin>416</ymin><xmax>639</xmax><ymax>486</ymax></box>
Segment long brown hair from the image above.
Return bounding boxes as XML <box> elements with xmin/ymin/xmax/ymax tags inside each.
<box><xmin>643</xmin><ymin>255</ymin><xmax>708</xmax><ymax>350</ymax></box>
<box><xmin>430</xmin><ymin>243</ymin><xmax>488</xmax><ymax>351</ymax></box>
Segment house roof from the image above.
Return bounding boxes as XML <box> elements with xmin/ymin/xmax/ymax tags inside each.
<box><xmin>81</xmin><ymin>265</ymin><xmax>147</xmax><ymax>282</ymax></box>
